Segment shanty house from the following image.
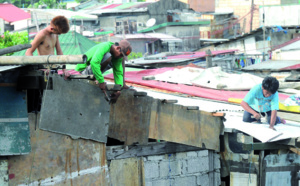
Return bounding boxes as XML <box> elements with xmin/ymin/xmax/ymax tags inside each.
<box><xmin>0</xmin><ymin>3</ymin><xmax>31</xmax><ymax>35</ymax></box>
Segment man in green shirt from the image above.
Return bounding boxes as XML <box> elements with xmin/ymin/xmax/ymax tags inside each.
<box><xmin>75</xmin><ymin>40</ymin><xmax>132</xmax><ymax>101</ymax></box>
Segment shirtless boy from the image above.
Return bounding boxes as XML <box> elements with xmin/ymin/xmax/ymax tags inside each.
<box><xmin>25</xmin><ymin>16</ymin><xmax>69</xmax><ymax>56</ymax></box>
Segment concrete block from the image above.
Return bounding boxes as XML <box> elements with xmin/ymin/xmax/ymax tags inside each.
<box><xmin>215</xmin><ymin>172</ymin><xmax>221</xmax><ymax>186</ymax></box>
<box><xmin>174</xmin><ymin>176</ymin><xmax>196</xmax><ymax>186</ymax></box>
<box><xmin>197</xmin><ymin>174</ymin><xmax>209</xmax><ymax>186</ymax></box>
<box><xmin>175</xmin><ymin>152</ymin><xmax>187</xmax><ymax>159</ymax></box>
<box><xmin>145</xmin><ymin>181</ymin><xmax>153</xmax><ymax>186</ymax></box>
<box><xmin>181</xmin><ymin>160</ymin><xmax>188</xmax><ymax>175</ymax></box>
<box><xmin>160</xmin><ymin>160</ymin><xmax>181</xmax><ymax>177</ymax></box>
<box><xmin>187</xmin><ymin>151</ymin><xmax>198</xmax><ymax>157</ymax></box>
<box><xmin>152</xmin><ymin>179</ymin><xmax>173</xmax><ymax>186</ymax></box>
<box><xmin>198</xmin><ymin>150</ymin><xmax>209</xmax><ymax>157</ymax></box>
<box><xmin>187</xmin><ymin>156</ymin><xmax>209</xmax><ymax>174</ymax></box>
<box><xmin>214</xmin><ymin>154</ymin><xmax>221</xmax><ymax>169</ymax></box>
<box><xmin>147</xmin><ymin>155</ymin><xmax>165</xmax><ymax>161</ymax></box>
<box><xmin>144</xmin><ymin>161</ymin><xmax>160</xmax><ymax>179</ymax></box>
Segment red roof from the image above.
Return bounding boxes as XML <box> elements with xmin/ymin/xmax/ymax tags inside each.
<box><xmin>0</xmin><ymin>4</ymin><xmax>31</xmax><ymax>22</ymax></box>
<box><xmin>272</xmin><ymin>37</ymin><xmax>300</xmax><ymax>51</ymax></box>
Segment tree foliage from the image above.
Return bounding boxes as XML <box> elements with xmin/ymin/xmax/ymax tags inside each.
<box><xmin>0</xmin><ymin>31</ymin><xmax>28</xmax><ymax>56</ymax></box>
<box><xmin>0</xmin><ymin>0</ymin><xmax>65</xmax><ymax>9</ymax></box>
<box><xmin>128</xmin><ymin>52</ymin><xmax>143</xmax><ymax>60</ymax></box>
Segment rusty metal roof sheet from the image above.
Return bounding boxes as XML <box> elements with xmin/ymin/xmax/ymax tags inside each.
<box><xmin>242</xmin><ymin>60</ymin><xmax>300</xmax><ymax>71</ymax></box>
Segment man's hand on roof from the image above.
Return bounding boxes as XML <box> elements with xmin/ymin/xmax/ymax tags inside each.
<box><xmin>269</xmin><ymin>126</ymin><xmax>276</xmax><ymax>131</ymax></box>
<box><xmin>99</xmin><ymin>82</ymin><xmax>106</xmax><ymax>90</ymax></box>
<box><xmin>253</xmin><ymin>113</ymin><xmax>261</xmax><ymax>120</ymax></box>
<box><xmin>110</xmin><ymin>91</ymin><xmax>121</xmax><ymax>104</ymax></box>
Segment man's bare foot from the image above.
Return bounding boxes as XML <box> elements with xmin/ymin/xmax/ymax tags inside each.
<box><xmin>280</xmin><ymin>118</ymin><xmax>286</xmax><ymax>124</ymax></box>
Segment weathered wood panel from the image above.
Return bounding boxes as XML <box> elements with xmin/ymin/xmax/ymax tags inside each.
<box><xmin>109</xmin><ymin>158</ymin><xmax>145</xmax><ymax>186</ymax></box>
<box><xmin>40</xmin><ymin>75</ymin><xmax>109</xmax><ymax>143</ymax></box>
<box><xmin>8</xmin><ymin>113</ymin><xmax>109</xmax><ymax>185</ymax></box>
<box><xmin>149</xmin><ymin>100</ymin><xmax>223</xmax><ymax>150</ymax></box>
<box><xmin>109</xmin><ymin>90</ymin><xmax>153</xmax><ymax>145</ymax></box>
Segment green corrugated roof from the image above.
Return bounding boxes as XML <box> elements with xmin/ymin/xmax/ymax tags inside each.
<box><xmin>94</xmin><ymin>31</ymin><xmax>113</xmax><ymax>36</ymax></box>
<box><xmin>138</xmin><ymin>21</ymin><xmax>211</xmax><ymax>33</ymax></box>
<box><xmin>13</xmin><ymin>31</ymin><xmax>96</xmax><ymax>56</ymax></box>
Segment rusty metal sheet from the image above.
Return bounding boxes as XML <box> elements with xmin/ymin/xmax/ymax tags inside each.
<box><xmin>109</xmin><ymin>158</ymin><xmax>144</xmax><ymax>186</ymax></box>
<box><xmin>39</xmin><ymin>74</ymin><xmax>110</xmax><ymax>143</ymax></box>
<box><xmin>108</xmin><ymin>90</ymin><xmax>153</xmax><ymax>145</ymax></box>
<box><xmin>8</xmin><ymin>113</ymin><xmax>109</xmax><ymax>186</ymax></box>
<box><xmin>149</xmin><ymin>100</ymin><xmax>223</xmax><ymax>150</ymax></box>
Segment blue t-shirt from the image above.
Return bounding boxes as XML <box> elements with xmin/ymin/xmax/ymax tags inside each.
<box><xmin>243</xmin><ymin>84</ymin><xmax>279</xmax><ymax>112</ymax></box>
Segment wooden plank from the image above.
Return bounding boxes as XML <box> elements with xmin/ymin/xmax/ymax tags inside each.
<box><xmin>149</xmin><ymin>100</ymin><xmax>223</xmax><ymax>150</ymax></box>
<box><xmin>106</xmin><ymin>142</ymin><xmax>203</xmax><ymax>160</ymax></box>
<box><xmin>242</xmin><ymin>143</ymin><xmax>289</xmax><ymax>151</ymax></box>
<box><xmin>109</xmin><ymin>89</ymin><xmax>153</xmax><ymax>145</ymax></box>
<box><xmin>8</xmin><ymin>113</ymin><xmax>109</xmax><ymax>186</ymax></box>
<box><xmin>109</xmin><ymin>158</ymin><xmax>144</xmax><ymax>186</ymax></box>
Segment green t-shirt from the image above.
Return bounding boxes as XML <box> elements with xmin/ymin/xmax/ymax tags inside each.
<box><xmin>75</xmin><ymin>42</ymin><xmax>123</xmax><ymax>86</ymax></box>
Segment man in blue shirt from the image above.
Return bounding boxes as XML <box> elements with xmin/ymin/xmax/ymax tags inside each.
<box><xmin>241</xmin><ymin>76</ymin><xmax>285</xmax><ymax>130</ymax></box>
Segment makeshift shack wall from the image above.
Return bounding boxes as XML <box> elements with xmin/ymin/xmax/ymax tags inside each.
<box><xmin>108</xmin><ymin>149</ymin><xmax>221</xmax><ymax>186</ymax></box>
<box><xmin>8</xmin><ymin>113</ymin><xmax>110</xmax><ymax>185</ymax></box>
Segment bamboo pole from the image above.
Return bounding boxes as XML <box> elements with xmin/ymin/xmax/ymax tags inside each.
<box><xmin>0</xmin><ymin>44</ymin><xmax>32</xmax><ymax>56</ymax></box>
<box><xmin>0</xmin><ymin>55</ymin><xmax>87</xmax><ymax>65</ymax></box>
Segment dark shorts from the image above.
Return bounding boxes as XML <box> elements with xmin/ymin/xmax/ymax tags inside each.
<box><xmin>81</xmin><ymin>52</ymin><xmax>112</xmax><ymax>75</ymax></box>
<box><xmin>243</xmin><ymin>109</ymin><xmax>281</xmax><ymax>124</ymax></box>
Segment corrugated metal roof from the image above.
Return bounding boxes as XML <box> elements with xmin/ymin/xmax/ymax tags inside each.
<box><xmin>138</xmin><ymin>21</ymin><xmax>211</xmax><ymax>33</ymax></box>
<box><xmin>28</xmin><ymin>9</ymin><xmax>97</xmax><ymax>20</ymax></box>
<box><xmin>0</xmin><ymin>4</ymin><xmax>30</xmax><ymax>22</ymax></box>
<box><xmin>114</xmin><ymin>2</ymin><xmax>136</xmax><ymax>9</ymax></box>
<box><xmin>101</xmin><ymin>3</ymin><xmax>122</xmax><ymax>9</ymax></box>
<box><xmin>87</xmin><ymin>2</ymin><xmax>152</xmax><ymax>14</ymax></box>
<box><xmin>242</xmin><ymin>60</ymin><xmax>300</xmax><ymax>71</ymax></box>
<box><xmin>272</xmin><ymin>37</ymin><xmax>300</xmax><ymax>51</ymax></box>
<box><xmin>114</xmin><ymin>33</ymin><xmax>182</xmax><ymax>42</ymax></box>
<box><xmin>12</xmin><ymin>31</ymin><xmax>96</xmax><ymax>56</ymax></box>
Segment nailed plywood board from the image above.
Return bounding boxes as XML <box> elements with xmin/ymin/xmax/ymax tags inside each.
<box><xmin>230</xmin><ymin>172</ymin><xmax>257</xmax><ymax>186</ymax></box>
<box><xmin>8</xmin><ymin>113</ymin><xmax>109</xmax><ymax>186</ymax></box>
<box><xmin>40</xmin><ymin>75</ymin><xmax>109</xmax><ymax>143</ymax></box>
<box><xmin>109</xmin><ymin>158</ymin><xmax>144</xmax><ymax>186</ymax></box>
<box><xmin>109</xmin><ymin>90</ymin><xmax>153</xmax><ymax>145</ymax></box>
<box><xmin>149</xmin><ymin>100</ymin><xmax>223</xmax><ymax>150</ymax></box>
<box><xmin>0</xmin><ymin>87</ymin><xmax>31</xmax><ymax>155</ymax></box>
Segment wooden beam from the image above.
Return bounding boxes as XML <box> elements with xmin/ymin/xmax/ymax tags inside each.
<box><xmin>242</xmin><ymin>143</ymin><xmax>289</xmax><ymax>151</ymax></box>
<box><xmin>106</xmin><ymin>142</ymin><xmax>203</xmax><ymax>160</ymax></box>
